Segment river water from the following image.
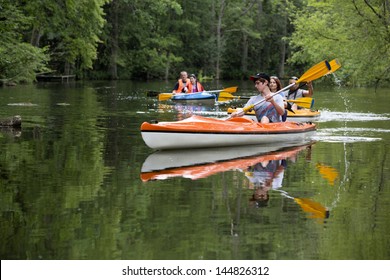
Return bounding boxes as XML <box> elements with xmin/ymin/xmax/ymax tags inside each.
<box><xmin>0</xmin><ymin>80</ymin><xmax>389</xmax><ymax>260</ymax></box>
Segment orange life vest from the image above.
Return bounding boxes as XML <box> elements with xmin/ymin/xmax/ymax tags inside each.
<box><xmin>176</xmin><ymin>79</ymin><xmax>191</xmax><ymax>93</ymax></box>
<box><xmin>188</xmin><ymin>82</ymin><xmax>204</xmax><ymax>93</ymax></box>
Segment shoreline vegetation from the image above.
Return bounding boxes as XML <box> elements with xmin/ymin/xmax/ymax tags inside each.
<box><xmin>0</xmin><ymin>0</ymin><xmax>389</xmax><ymax>87</ymax></box>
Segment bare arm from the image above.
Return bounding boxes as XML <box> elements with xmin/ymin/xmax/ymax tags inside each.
<box><xmin>267</xmin><ymin>94</ymin><xmax>285</xmax><ymax>116</ymax></box>
<box><xmin>303</xmin><ymin>81</ymin><xmax>313</xmax><ymax>97</ymax></box>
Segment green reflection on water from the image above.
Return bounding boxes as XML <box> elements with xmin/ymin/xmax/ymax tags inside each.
<box><xmin>0</xmin><ymin>82</ymin><xmax>389</xmax><ymax>260</ymax></box>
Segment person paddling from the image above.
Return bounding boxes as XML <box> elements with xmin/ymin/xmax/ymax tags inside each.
<box><xmin>283</xmin><ymin>76</ymin><xmax>313</xmax><ymax>110</ymax></box>
<box><xmin>231</xmin><ymin>73</ymin><xmax>285</xmax><ymax>123</ymax></box>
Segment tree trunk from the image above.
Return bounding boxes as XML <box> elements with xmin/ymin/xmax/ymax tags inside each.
<box><xmin>109</xmin><ymin>0</ymin><xmax>119</xmax><ymax>80</ymax></box>
<box><xmin>165</xmin><ymin>52</ymin><xmax>170</xmax><ymax>81</ymax></box>
<box><xmin>30</xmin><ymin>27</ymin><xmax>42</xmax><ymax>47</ymax></box>
<box><xmin>64</xmin><ymin>61</ymin><xmax>70</xmax><ymax>75</ymax></box>
<box><xmin>279</xmin><ymin>4</ymin><xmax>288</xmax><ymax>78</ymax></box>
<box><xmin>241</xmin><ymin>33</ymin><xmax>248</xmax><ymax>78</ymax></box>
<box><xmin>216</xmin><ymin>0</ymin><xmax>226</xmax><ymax>80</ymax></box>
<box><xmin>256</xmin><ymin>0</ymin><xmax>263</xmax><ymax>70</ymax></box>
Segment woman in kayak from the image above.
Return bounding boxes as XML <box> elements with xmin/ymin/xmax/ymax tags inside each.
<box><xmin>269</xmin><ymin>75</ymin><xmax>283</xmax><ymax>92</ymax></box>
<box><xmin>231</xmin><ymin>73</ymin><xmax>285</xmax><ymax>123</ymax></box>
<box><xmin>270</xmin><ymin>75</ymin><xmax>290</xmax><ymax>122</ymax></box>
<box><xmin>188</xmin><ymin>74</ymin><xmax>204</xmax><ymax>93</ymax></box>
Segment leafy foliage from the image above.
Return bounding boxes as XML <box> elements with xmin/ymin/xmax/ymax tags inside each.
<box><xmin>0</xmin><ymin>0</ymin><xmax>388</xmax><ymax>85</ymax></box>
<box><xmin>0</xmin><ymin>0</ymin><xmax>49</xmax><ymax>84</ymax></box>
<box><xmin>288</xmin><ymin>0</ymin><xmax>390</xmax><ymax>86</ymax></box>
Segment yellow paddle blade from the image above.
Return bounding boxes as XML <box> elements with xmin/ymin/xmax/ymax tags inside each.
<box><xmin>218</xmin><ymin>91</ymin><xmax>235</xmax><ymax>99</ymax></box>
<box><xmin>221</xmin><ymin>86</ymin><xmax>238</xmax><ymax>93</ymax></box>
<box><xmin>158</xmin><ymin>93</ymin><xmax>173</xmax><ymax>101</ymax></box>
<box><xmin>294</xmin><ymin>198</ymin><xmax>328</xmax><ymax>220</ymax></box>
<box><xmin>316</xmin><ymin>163</ymin><xmax>339</xmax><ymax>186</ymax></box>
<box><xmin>328</xmin><ymin>59</ymin><xmax>341</xmax><ymax>74</ymax></box>
<box><xmin>297</xmin><ymin>60</ymin><xmax>331</xmax><ymax>83</ymax></box>
<box><xmin>286</xmin><ymin>97</ymin><xmax>314</xmax><ymax>109</ymax></box>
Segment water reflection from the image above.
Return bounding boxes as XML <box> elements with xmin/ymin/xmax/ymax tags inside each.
<box><xmin>140</xmin><ymin>142</ymin><xmax>311</xmax><ymax>181</ymax></box>
<box><xmin>1</xmin><ymin>82</ymin><xmax>389</xmax><ymax>260</ymax></box>
<box><xmin>246</xmin><ymin>154</ymin><xmax>287</xmax><ymax>208</ymax></box>
<box><xmin>0</xmin><ymin>127</ymin><xmax>22</xmax><ymax>138</ymax></box>
<box><xmin>279</xmin><ymin>191</ymin><xmax>330</xmax><ymax>220</ymax></box>
<box><xmin>173</xmin><ymin>103</ymin><xmax>214</xmax><ymax>120</ymax></box>
<box><xmin>316</xmin><ymin>163</ymin><xmax>339</xmax><ymax>186</ymax></box>
<box><xmin>153</xmin><ymin>102</ymin><xmax>225</xmax><ymax>120</ymax></box>
<box><xmin>141</xmin><ymin>142</ymin><xmax>333</xmax><ymax>222</ymax></box>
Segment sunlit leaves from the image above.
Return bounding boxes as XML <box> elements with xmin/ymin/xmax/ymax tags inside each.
<box><xmin>288</xmin><ymin>0</ymin><xmax>390</xmax><ymax>86</ymax></box>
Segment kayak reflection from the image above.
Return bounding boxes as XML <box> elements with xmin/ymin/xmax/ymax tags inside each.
<box><xmin>140</xmin><ymin>142</ymin><xmax>312</xmax><ymax>182</ymax></box>
<box><xmin>141</xmin><ymin>142</ymin><xmax>330</xmax><ymax>221</ymax></box>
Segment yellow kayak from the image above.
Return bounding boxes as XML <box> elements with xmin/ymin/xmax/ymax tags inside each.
<box><xmin>227</xmin><ymin>107</ymin><xmax>321</xmax><ymax>122</ymax></box>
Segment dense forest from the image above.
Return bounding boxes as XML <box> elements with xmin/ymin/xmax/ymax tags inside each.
<box><xmin>1</xmin><ymin>0</ymin><xmax>389</xmax><ymax>86</ymax></box>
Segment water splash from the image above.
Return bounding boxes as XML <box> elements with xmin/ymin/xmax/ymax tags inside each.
<box><xmin>312</xmin><ymin>135</ymin><xmax>382</xmax><ymax>143</ymax></box>
<box><xmin>320</xmin><ymin>127</ymin><xmax>390</xmax><ymax>133</ymax></box>
<box><xmin>331</xmin><ymin>72</ymin><xmax>343</xmax><ymax>87</ymax></box>
<box><xmin>318</xmin><ymin>110</ymin><xmax>390</xmax><ymax>122</ymax></box>
<box><xmin>315</xmin><ymin>126</ymin><xmax>386</xmax><ymax>143</ymax></box>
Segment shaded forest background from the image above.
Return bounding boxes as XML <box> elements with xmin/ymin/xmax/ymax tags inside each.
<box><xmin>1</xmin><ymin>0</ymin><xmax>389</xmax><ymax>86</ymax></box>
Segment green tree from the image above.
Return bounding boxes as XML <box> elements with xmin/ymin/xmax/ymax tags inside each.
<box><xmin>92</xmin><ymin>0</ymin><xmax>184</xmax><ymax>80</ymax></box>
<box><xmin>0</xmin><ymin>0</ymin><xmax>49</xmax><ymax>84</ymax></box>
<box><xmin>23</xmin><ymin>0</ymin><xmax>110</xmax><ymax>76</ymax></box>
<box><xmin>288</xmin><ymin>0</ymin><xmax>390</xmax><ymax>86</ymax></box>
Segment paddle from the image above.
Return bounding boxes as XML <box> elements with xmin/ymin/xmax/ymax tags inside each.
<box><xmin>283</xmin><ymin>59</ymin><xmax>340</xmax><ymax>109</ymax></box>
<box><xmin>227</xmin><ymin>60</ymin><xmax>332</xmax><ymax>119</ymax></box>
<box><xmin>286</xmin><ymin>97</ymin><xmax>314</xmax><ymax>109</ymax></box>
<box><xmin>329</xmin><ymin>59</ymin><xmax>341</xmax><ymax>73</ymax></box>
<box><xmin>219</xmin><ymin>91</ymin><xmax>313</xmax><ymax>109</ymax></box>
<box><xmin>158</xmin><ymin>86</ymin><xmax>238</xmax><ymax>101</ymax></box>
<box><xmin>278</xmin><ymin>190</ymin><xmax>329</xmax><ymax>220</ymax></box>
<box><xmin>217</xmin><ymin>92</ymin><xmax>251</xmax><ymax>101</ymax></box>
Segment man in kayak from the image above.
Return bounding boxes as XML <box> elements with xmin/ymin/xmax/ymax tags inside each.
<box><xmin>231</xmin><ymin>73</ymin><xmax>285</xmax><ymax>123</ymax></box>
<box><xmin>283</xmin><ymin>76</ymin><xmax>313</xmax><ymax>110</ymax></box>
<box><xmin>172</xmin><ymin>71</ymin><xmax>191</xmax><ymax>93</ymax></box>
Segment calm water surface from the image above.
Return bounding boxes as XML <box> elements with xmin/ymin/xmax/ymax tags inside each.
<box><xmin>0</xmin><ymin>80</ymin><xmax>389</xmax><ymax>260</ymax></box>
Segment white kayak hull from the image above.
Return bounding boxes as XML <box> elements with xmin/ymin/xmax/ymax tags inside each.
<box><xmin>141</xmin><ymin>130</ymin><xmax>316</xmax><ymax>150</ymax></box>
<box><xmin>140</xmin><ymin>115</ymin><xmax>316</xmax><ymax>150</ymax></box>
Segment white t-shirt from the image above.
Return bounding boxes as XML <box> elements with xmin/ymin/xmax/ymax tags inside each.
<box><xmin>245</xmin><ymin>94</ymin><xmax>285</xmax><ymax>122</ymax></box>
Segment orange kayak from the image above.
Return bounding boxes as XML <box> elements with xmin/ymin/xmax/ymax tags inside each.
<box><xmin>227</xmin><ymin>107</ymin><xmax>321</xmax><ymax>122</ymax></box>
<box><xmin>140</xmin><ymin>115</ymin><xmax>316</xmax><ymax>150</ymax></box>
